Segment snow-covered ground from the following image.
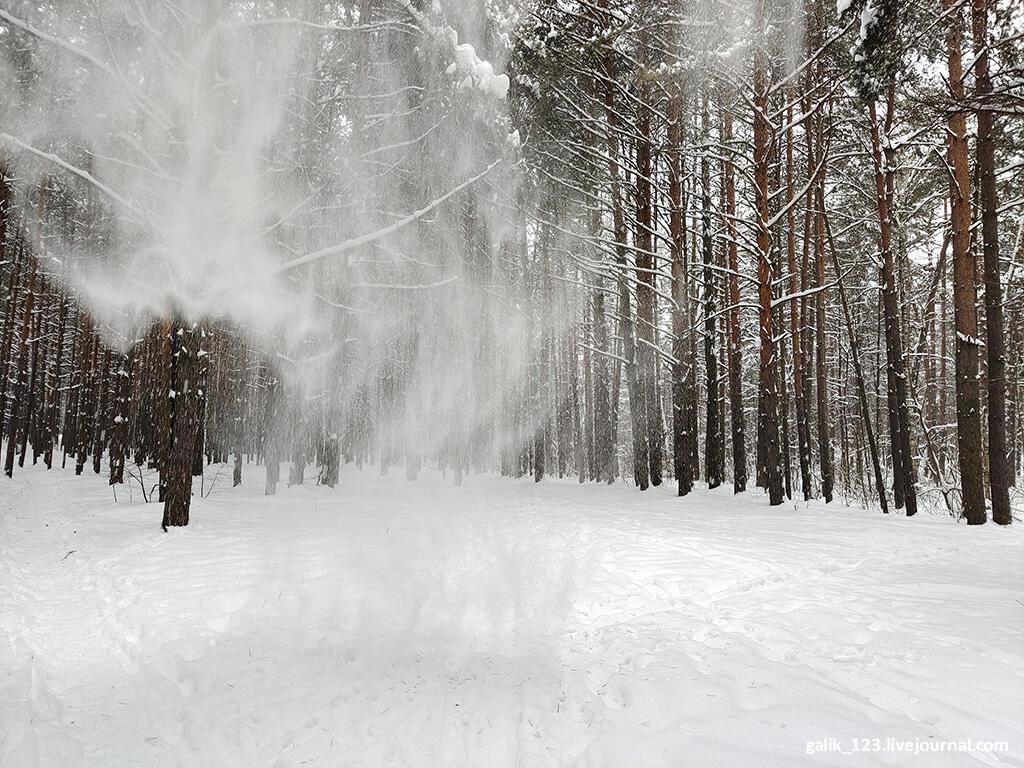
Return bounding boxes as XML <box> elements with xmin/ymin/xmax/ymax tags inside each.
<box><xmin>1</xmin><ymin>462</ymin><xmax>1021</xmax><ymax>768</ymax></box>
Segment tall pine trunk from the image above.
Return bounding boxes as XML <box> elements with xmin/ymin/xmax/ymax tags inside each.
<box><xmin>702</xmin><ymin>99</ymin><xmax>723</xmax><ymax>489</ymax></box>
<box><xmin>722</xmin><ymin>99</ymin><xmax>747</xmax><ymax>493</ymax></box>
<box><xmin>945</xmin><ymin>0</ymin><xmax>986</xmax><ymax>524</ymax></box>
<box><xmin>972</xmin><ymin>0</ymin><xmax>1010</xmax><ymax>525</ymax></box>
<box><xmin>813</xmin><ymin>136</ymin><xmax>834</xmax><ymax>504</ymax></box>
<box><xmin>868</xmin><ymin>95</ymin><xmax>916</xmax><ymax>514</ymax></box>
<box><xmin>753</xmin><ymin>6</ymin><xmax>784</xmax><ymax>505</ymax></box>
<box><xmin>785</xmin><ymin>100</ymin><xmax>812</xmax><ymax>500</ymax></box>
<box><xmin>635</xmin><ymin>67</ymin><xmax>661</xmax><ymax>487</ymax></box>
<box><xmin>602</xmin><ymin>46</ymin><xmax>648</xmax><ymax>490</ymax></box>
<box><xmin>669</xmin><ymin>85</ymin><xmax>694</xmax><ymax>496</ymax></box>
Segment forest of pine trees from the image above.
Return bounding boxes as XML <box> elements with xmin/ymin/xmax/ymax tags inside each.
<box><xmin>0</xmin><ymin>0</ymin><xmax>1021</xmax><ymax>528</ymax></box>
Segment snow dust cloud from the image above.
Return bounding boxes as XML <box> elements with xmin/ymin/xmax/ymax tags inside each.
<box><xmin>0</xmin><ymin>0</ymin><xmax>543</xmax><ymax>460</ymax></box>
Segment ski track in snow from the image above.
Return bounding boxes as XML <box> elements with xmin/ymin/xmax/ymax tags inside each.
<box><xmin>1</xmin><ymin>463</ymin><xmax>1022</xmax><ymax>767</ymax></box>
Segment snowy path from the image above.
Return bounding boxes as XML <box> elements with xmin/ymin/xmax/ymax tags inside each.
<box><xmin>1</xmin><ymin>464</ymin><xmax>1022</xmax><ymax>767</ymax></box>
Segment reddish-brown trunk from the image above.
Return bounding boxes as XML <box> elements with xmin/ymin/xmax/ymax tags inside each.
<box><xmin>945</xmin><ymin>0</ymin><xmax>986</xmax><ymax>524</ymax></box>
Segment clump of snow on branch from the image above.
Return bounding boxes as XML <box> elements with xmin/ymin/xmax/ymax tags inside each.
<box><xmin>445</xmin><ymin>29</ymin><xmax>510</xmax><ymax>99</ymax></box>
<box><xmin>856</xmin><ymin>0</ymin><xmax>878</xmax><ymax>53</ymax></box>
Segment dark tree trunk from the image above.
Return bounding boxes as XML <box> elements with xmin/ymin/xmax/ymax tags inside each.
<box><xmin>813</xmin><ymin>149</ymin><xmax>834</xmax><ymax>504</ymax></box>
<box><xmin>722</xmin><ymin>100</ymin><xmax>747</xmax><ymax>494</ymax></box>
<box><xmin>635</xmin><ymin>66</ymin><xmax>661</xmax><ymax>488</ymax></box>
<box><xmin>92</xmin><ymin>349</ymin><xmax>112</xmax><ymax>475</ymax></box>
<box><xmin>0</xmin><ymin>238</ymin><xmax>25</xmax><ymax>442</ymax></box>
<box><xmin>602</xmin><ymin>49</ymin><xmax>648</xmax><ymax>490</ymax></box>
<box><xmin>972</xmin><ymin>0</ymin><xmax>1010</xmax><ymax>525</ymax></box>
<box><xmin>869</xmin><ymin>95</ymin><xmax>916</xmax><ymax>515</ymax></box>
<box><xmin>592</xmin><ymin>288</ymin><xmax>615</xmax><ymax>483</ymax></box>
<box><xmin>669</xmin><ymin>85</ymin><xmax>694</xmax><ymax>497</ymax></box>
<box><xmin>945</xmin><ymin>0</ymin><xmax>986</xmax><ymax>524</ymax></box>
<box><xmin>263</xmin><ymin>369</ymin><xmax>281</xmax><ymax>495</ymax></box>
<box><xmin>109</xmin><ymin>351</ymin><xmax>133</xmax><ymax>484</ymax></box>
<box><xmin>4</xmin><ymin>249</ymin><xmax>35</xmax><ymax>478</ymax></box>
<box><xmin>786</xmin><ymin>101</ymin><xmax>813</xmax><ymax>500</ymax></box>
<box><xmin>753</xmin><ymin>12</ymin><xmax>784</xmax><ymax>506</ymax></box>
<box><xmin>162</xmin><ymin>322</ymin><xmax>204</xmax><ymax>530</ymax></box>
<box><xmin>19</xmin><ymin>275</ymin><xmax>44</xmax><ymax>469</ymax></box>
<box><xmin>43</xmin><ymin>297</ymin><xmax>68</xmax><ymax>469</ymax></box>
<box><xmin>702</xmin><ymin>101</ymin><xmax>723</xmax><ymax>489</ymax></box>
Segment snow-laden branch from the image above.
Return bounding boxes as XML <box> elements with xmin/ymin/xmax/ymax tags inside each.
<box><xmin>0</xmin><ymin>132</ymin><xmax>147</xmax><ymax>225</ymax></box>
<box><xmin>226</xmin><ymin>18</ymin><xmax>415</xmax><ymax>34</ymax></box>
<box><xmin>267</xmin><ymin>157</ymin><xmax>508</xmax><ymax>275</ymax></box>
<box><xmin>352</xmin><ymin>276</ymin><xmax>460</xmax><ymax>290</ymax></box>
<box><xmin>390</xmin><ymin>0</ymin><xmax>509</xmax><ymax>100</ymax></box>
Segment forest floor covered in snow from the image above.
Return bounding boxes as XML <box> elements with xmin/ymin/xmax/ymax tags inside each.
<box><xmin>1</xmin><ymin>461</ymin><xmax>1022</xmax><ymax>768</ymax></box>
